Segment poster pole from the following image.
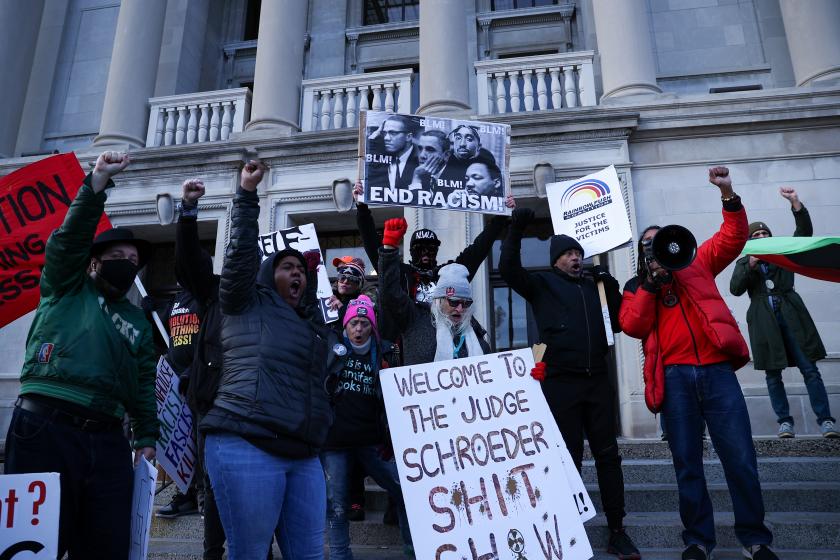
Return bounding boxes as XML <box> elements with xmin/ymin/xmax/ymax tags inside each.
<box><xmin>592</xmin><ymin>254</ymin><xmax>615</xmax><ymax>346</ymax></box>
<box><xmin>134</xmin><ymin>276</ymin><xmax>169</xmax><ymax>347</ymax></box>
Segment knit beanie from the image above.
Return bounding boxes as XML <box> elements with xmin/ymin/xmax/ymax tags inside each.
<box><xmin>343</xmin><ymin>295</ymin><xmax>378</xmax><ymax>338</ymax></box>
<box><xmin>272</xmin><ymin>248</ymin><xmax>307</xmax><ymax>270</ymax></box>
<box><xmin>748</xmin><ymin>221</ymin><xmax>772</xmax><ymax>238</ymax></box>
<box><xmin>431</xmin><ymin>263</ymin><xmax>472</xmax><ymax>299</ymax></box>
<box><xmin>549</xmin><ymin>234</ymin><xmax>584</xmax><ymax>265</ymax></box>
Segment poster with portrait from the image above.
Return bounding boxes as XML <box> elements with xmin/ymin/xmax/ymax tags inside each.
<box><xmin>359</xmin><ymin>111</ymin><xmax>511</xmax><ymax>216</ymax></box>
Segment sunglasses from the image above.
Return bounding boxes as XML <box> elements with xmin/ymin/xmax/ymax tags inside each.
<box><xmin>337</xmin><ymin>273</ymin><xmax>362</xmax><ymax>285</ymax></box>
<box><xmin>445</xmin><ymin>298</ymin><xmax>473</xmax><ymax>309</ymax></box>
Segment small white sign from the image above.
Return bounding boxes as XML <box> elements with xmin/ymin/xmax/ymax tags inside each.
<box><xmin>0</xmin><ymin>472</ymin><xmax>60</xmax><ymax>559</ymax></box>
<box><xmin>129</xmin><ymin>457</ymin><xmax>157</xmax><ymax>560</ymax></box>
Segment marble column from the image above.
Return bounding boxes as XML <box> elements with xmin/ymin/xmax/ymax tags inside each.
<box><xmin>0</xmin><ymin>0</ymin><xmax>45</xmax><ymax>157</ymax></box>
<box><xmin>779</xmin><ymin>0</ymin><xmax>840</xmax><ymax>86</ymax></box>
<box><xmin>417</xmin><ymin>0</ymin><xmax>471</xmax><ymax>115</ymax></box>
<box><xmin>244</xmin><ymin>0</ymin><xmax>308</xmax><ymax>136</ymax></box>
<box><xmin>592</xmin><ymin>0</ymin><xmax>661</xmax><ymax>99</ymax></box>
<box><xmin>93</xmin><ymin>0</ymin><xmax>167</xmax><ymax>148</ymax></box>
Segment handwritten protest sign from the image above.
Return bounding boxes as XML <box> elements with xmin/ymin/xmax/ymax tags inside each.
<box><xmin>0</xmin><ymin>472</ymin><xmax>60</xmax><ymax>559</ymax></box>
<box><xmin>129</xmin><ymin>457</ymin><xmax>156</xmax><ymax>560</ymax></box>
<box><xmin>0</xmin><ymin>153</ymin><xmax>111</xmax><ymax>328</ymax></box>
<box><xmin>359</xmin><ymin>111</ymin><xmax>511</xmax><ymax>215</ymax></box>
<box><xmin>155</xmin><ymin>356</ymin><xmax>197</xmax><ymax>493</ymax></box>
<box><xmin>258</xmin><ymin>223</ymin><xmax>338</xmax><ymax>323</ymax></box>
<box><xmin>381</xmin><ymin>349</ymin><xmax>594</xmax><ymax>560</ymax></box>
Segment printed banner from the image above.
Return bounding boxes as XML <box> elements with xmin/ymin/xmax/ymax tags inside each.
<box><xmin>546</xmin><ymin>165</ymin><xmax>632</xmax><ymax>256</ymax></box>
<box><xmin>155</xmin><ymin>356</ymin><xmax>197</xmax><ymax>493</ymax></box>
<box><xmin>129</xmin><ymin>457</ymin><xmax>157</xmax><ymax>560</ymax></box>
<box><xmin>258</xmin><ymin>223</ymin><xmax>339</xmax><ymax>324</ymax></box>
<box><xmin>0</xmin><ymin>472</ymin><xmax>60</xmax><ymax>559</ymax></box>
<box><xmin>0</xmin><ymin>153</ymin><xmax>111</xmax><ymax>328</ymax></box>
<box><xmin>381</xmin><ymin>349</ymin><xmax>594</xmax><ymax>560</ymax></box>
<box><xmin>359</xmin><ymin>111</ymin><xmax>511</xmax><ymax>215</ymax></box>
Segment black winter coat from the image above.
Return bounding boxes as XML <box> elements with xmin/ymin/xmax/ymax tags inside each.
<box><xmin>499</xmin><ymin>228</ymin><xmax>622</xmax><ymax>377</ymax></box>
<box><xmin>200</xmin><ymin>187</ymin><xmax>339</xmax><ymax>458</ymax></box>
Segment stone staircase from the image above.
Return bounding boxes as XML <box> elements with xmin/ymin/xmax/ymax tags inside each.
<box><xmin>149</xmin><ymin>437</ymin><xmax>840</xmax><ymax>559</ymax></box>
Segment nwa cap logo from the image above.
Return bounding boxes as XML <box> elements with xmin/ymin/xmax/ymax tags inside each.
<box><xmin>415</xmin><ymin>230</ymin><xmax>436</xmax><ymax>240</ymax></box>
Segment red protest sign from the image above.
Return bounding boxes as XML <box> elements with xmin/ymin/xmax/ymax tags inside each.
<box><xmin>0</xmin><ymin>153</ymin><xmax>111</xmax><ymax>328</ymax></box>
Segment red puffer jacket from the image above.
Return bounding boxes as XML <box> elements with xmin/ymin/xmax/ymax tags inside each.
<box><xmin>619</xmin><ymin>204</ymin><xmax>750</xmax><ymax>413</ymax></box>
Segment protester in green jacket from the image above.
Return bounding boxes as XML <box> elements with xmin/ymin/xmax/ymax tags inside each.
<box><xmin>5</xmin><ymin>151</ymin><xmax>159</xmax><ymax>559</ymax></box>
<box><xmin>730</xmin><ymin>187</ymin><xmax>836</xmax><ymax>439</ymax></box>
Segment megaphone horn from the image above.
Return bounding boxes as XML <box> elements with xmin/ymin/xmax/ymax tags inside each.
<box><xmin>651</xmin><ymin>225</ymin><xmax>697</xmax><ymax>271</ymax></box>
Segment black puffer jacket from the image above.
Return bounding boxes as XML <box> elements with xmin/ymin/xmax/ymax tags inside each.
<box><xmin>200</xmin><ymin>187</ymin><xmax>338</xmax><ymax>458</ymax></box>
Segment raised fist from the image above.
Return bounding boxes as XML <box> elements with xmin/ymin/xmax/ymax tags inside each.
<box><xmin>511</xmin><ymin>207</ymin><xmax>534</xmax><ymax>231</ymax></box>
<box><xmin>91</xmin><ymin>151</ymin><xmax>130</xmax><ymax>192</ymax></box>
<box><xmin>382</xmin><ymin>217</ymin><xmax>408</xmax><ymax>248</ymax></box>
<box><xmin>241</xmin><ymin>160</ymin><xmax>268</xmax><ymax>192</ymax></box>
<box><xmin>182</xmin><ymin>178</ymin><xmax>205</xmax><ymax>204</ymax></box>
<box><xmin>708</xmin><ymin>166</ymin><xmax>733</xmax><ymax>194</ymax></box>
<box><xmin>779</xmin><ymin>186</ymin><xmax>801</xmax><ymax>210</ymax></box>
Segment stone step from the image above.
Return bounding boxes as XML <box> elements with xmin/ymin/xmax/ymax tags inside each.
<box><xmin>584</xmin><ymin>437</ymin><xmax>840</xmax><ymax>460</ymax></box>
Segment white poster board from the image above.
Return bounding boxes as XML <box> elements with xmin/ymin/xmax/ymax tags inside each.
<box><xmin>381</xmin><ymin>349</ymin><xmax>594</xmax><ymax>560</ymax></box>
<box><xmin>0</xmin><ymin>472</ymin><xmax>60</xmax><ymax>559</ymax></box>
<box><xmin>155</xmin><ymin>356</ymin><xmax>197</xmax><ymax>493</ymax></box>
<box><xmin>258</xmin><ymin>223</ymin><xmax>339</xmax><ymax>324</ymax></box>
<box><xmin>129</xmin><ymin>457</ymin><xmax>157</xmax><ymax>560</ymax></box>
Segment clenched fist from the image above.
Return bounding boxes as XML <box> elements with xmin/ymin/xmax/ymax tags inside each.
<box><xmin>382</xmin><ymin>217</ymin><xmax>408</xmax><ymax>248</ymax></box>
<box><xmin>708</xmin><ymin>166</ymin><xmax>734</xmax><ymax>198</ymax></box>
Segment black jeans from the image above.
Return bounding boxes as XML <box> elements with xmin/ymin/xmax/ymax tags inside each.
<box><xmin>5</xmin><ymin>404</ymin><xmax>133</xmax><ymax>559</ymax></box>
<box><xmin>541</xmin><ymin>374</ymin><xmax>626</xmax><ymax>529</ymax></box>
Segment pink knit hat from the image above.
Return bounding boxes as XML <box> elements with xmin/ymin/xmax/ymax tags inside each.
<box><xmin>343</xmin><ymin>295</ymin><xmax>378</xmax><ymax>337</ymax></box>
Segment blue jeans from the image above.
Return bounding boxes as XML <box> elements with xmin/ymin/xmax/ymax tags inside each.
<box><xmin>204</xmin><ymin>432</ymin><xmax>325</xmax><ymax>560</ymax></box>
<box><xmin>765</xmin><ymin>310</ymin><xmax>834</xmax><ymax>425</ymax></box>
<box><xmin>662</xmin><ymin>363</ymin><xmax>772</xmax><ymax>552</ymax></box>
<box><xmin>322</xmin><ymin>447</ymin><xmax>412</xmax><ymax>559</ymax></box>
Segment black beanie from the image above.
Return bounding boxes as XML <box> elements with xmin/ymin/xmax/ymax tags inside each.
<box><xmin>272</xmin><ymin>248</ymin><xmax>307</xmax><ymax>271</ymax></box>
<box><xmin>549</xmin><ymin>234</ymin><xmax>584</xmax><ymax>265</ymax></box>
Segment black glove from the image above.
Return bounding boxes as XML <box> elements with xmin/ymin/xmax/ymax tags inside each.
<box><xmin>178</xmin><ymin>373</ymin><xmax>190</xmax><ymax>398</ymax></box>
<box><xmin>511</xmin><ymin>208</ymin><xmax>534</xmax><ymax>231</ymax></box>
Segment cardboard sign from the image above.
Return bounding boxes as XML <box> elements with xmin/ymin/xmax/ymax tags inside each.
<box><xmin>0</xmin><ymin>472</ymin><xmax>60</xmax><ymax>559</ymax></box>
<box><xmin>381</xmin><ymin>349</ymin><xmax>594</xmax><ymax>560</ymax></box>
<box><xmin>0</xmin><ymin>153</ymin><xmax>111</xmax><ymax>328</ymax></box>
<box><xmin>546</xmin><ymin>165</ymin><xmax>632</xmax><ymax>257</ymax></box>
<box><xmin>257</xmin><ymin>223</ymin><xmax>338</xmax><ymax>324</ymax></box>
<box><xmin>129</xmin><ymin>457</ymin><xmax>156</xmax><ymax>560</ymax></box>
<box><xmin>359</xmin><ymin>111</ymin><xmax>512</xmax><ymax>215</ymax></box>
<box><xmin>154</xmin><ymin>356</ymin><xmax>197</xmax><ymax>493</ymax></box>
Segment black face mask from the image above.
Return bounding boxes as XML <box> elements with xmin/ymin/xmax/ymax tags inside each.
<box><xmin>97</xmin><ymin>259</ymin><xmax>138</xmax><ymax>295</ymax></box>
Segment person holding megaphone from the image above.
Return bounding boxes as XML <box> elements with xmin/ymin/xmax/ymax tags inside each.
<box><xmin>619</xmin><ymin>167</ymin><xmax>777</xmax><ymax>560</ymax></box>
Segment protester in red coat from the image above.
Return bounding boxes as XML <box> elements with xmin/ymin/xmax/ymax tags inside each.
<box><xmin>619</xmin><ymin>167</ymin><xmax>777</xmax><ymax>560</ymax></box>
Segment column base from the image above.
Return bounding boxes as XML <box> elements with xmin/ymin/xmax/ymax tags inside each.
<box><xmin>601</xmin><ymin>82</ymin><xmax>663</xmax><ymax>100</ymax></box>
<box><xmin>92</xmin><ymin>132</ymin><xmax>145</xmax><ymax>150</ymax></box>
<box><xmin>244</xmin><ymin>118</ymin><xmax>298</xmax><ymax>137</ymax></box>
<box><xmin>798</xmin><ymin>66</ymin><xmax>840</xmax><ymax>87</ymax></box>
<box><xmin>416</xmin><ymin>99</ymin><xmax>472</xmax><ymax>116</ymax></box>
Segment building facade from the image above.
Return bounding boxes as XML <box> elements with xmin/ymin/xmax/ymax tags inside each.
<box><xmin>1</xmin><ymin>0</ymin><xmax>839</xmax><ymax>443</ymax></box>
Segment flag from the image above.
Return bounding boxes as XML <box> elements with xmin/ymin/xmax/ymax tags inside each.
<box><xmin>742</xmin><ymin>236</ymin><xmax>840</xmax><ymax>283</ymax></box>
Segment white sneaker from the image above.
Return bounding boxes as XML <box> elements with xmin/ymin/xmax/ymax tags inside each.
<box><xmin>777</xmin><ymin>421</ymin><xmax>794</xmax><ymax>438</ymax></box>
<box><xmin>821</xmin><ymin>419</ymin><xmax>840</xmax><ymax>438</ymax></box>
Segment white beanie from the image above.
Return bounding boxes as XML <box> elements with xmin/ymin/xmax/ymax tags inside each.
<box><xmin>432</xmin><ymin>263</ymin><xmax>472</xmax><ymax>299</ymax></box>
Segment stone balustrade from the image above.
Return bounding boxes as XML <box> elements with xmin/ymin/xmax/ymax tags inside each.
<box><xmin>475</xmin><ymin>51</ymin><xmax>597</xmax><ymax>115</ymax></box>
<box><xmin>300</xmin><ymin>68</ymin><xmax>415</xmax><ymax>132</ymax></box>
<box><xmin>145</xmin><ymin>88</ymin><xmax>252</xmax><ymax>147</ymax></box>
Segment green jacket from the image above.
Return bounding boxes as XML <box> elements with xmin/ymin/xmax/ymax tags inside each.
<box><xmin>730</xmin><ymin>205</ymin><xmax>826</xmax><ymax>371</ymax></box>
<box><xmin>19</xmin><ymin>176</ymin><xmax>159</xmax><ymax>449</ymax></box>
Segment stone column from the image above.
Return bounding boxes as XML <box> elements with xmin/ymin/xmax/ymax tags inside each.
<box><xmin>244</xmin><ymin>0</ymin><xmax>308</xmax><ymax>136</ymax></box>
<box><xmin>592</xmin><ymin>0</ymin><xmax>661</xmax><ymax>99</ymax></box>
<box><xmin>779</xmin><ymin>0</ymin><xmax>840</xmax><ymax>86</ymax></box>
<box><xmin>0</xmin><ymin>0</ymin><xmax>45</xmax><ymax>157</ymax></box>
<box><xmin>417</xmin><ymin>0</ymin><xmax>471</xmax><ymax>114</ymax></box>
<box><xmin>93</xmin><ymin>0</ymin><xmax>167</xmax><ymax>148</ymax></box>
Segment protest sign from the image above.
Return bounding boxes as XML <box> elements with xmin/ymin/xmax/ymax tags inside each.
<box><xmin>381</xmin><ymin>348</ymin><xmax>594</xmax><ymax>560</ymax></box>
<box><xmin>129</xmin><ymin>457</ymin><xmax>156</xmax><ymax>560</ymax></box>
<box><xmin>258</xmin><ymin>223</ymin><xmax>339</xmax><ymax>323</ymax></box>
<box><xmin>359</xmin><ymin>111</ymin><xmax>511</xmax><ymax>216</ymax></box>
<box><xmin>546</xmin><ymin>165</ymin><xmax>632</xmax><ymax>256</ymax></box>
<box><xmin>0</xmin><ymin>153</ymin><xmax>111</xmax><ymax>328</ymax></box>
<box><xmin>155</xmin><ymin>356</ymin><xmax>197</xmax><ymax>493</ymax></box>
<box><xmin>0</xmin><ymin>472</ymin><xmax>60</xmax><ymax>559</ymax></box>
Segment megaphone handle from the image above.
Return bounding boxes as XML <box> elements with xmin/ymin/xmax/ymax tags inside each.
<box><xmin>592</xmin><ymin>255</ymin><xmax>615</xmax><ymax>347</ymax></box>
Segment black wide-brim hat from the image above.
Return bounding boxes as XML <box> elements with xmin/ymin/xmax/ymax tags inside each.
<box><xmin>90</xmin><ymin>228</ymin><xmax>153</xmax><ymax>269</ymax></box>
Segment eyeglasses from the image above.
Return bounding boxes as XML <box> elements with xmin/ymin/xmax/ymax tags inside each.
<box><xmin>445</xmin><ymin>298</ymin><xmax>473</xmax><ymax>309</ymax></box>
<box><xmin>337</xmin><ymin>273</ymin><xmax>362</xmax><ymax>285</ymax></box>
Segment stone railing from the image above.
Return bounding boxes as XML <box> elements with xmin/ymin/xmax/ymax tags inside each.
<box><xmin>145</xmin><ymin>88</ymin><xmax>252</xmax><ymax>147</ymax></box>
<box><xmin>300</xmin><ymin>68</ymin><xmax>415</xmax><ymax>132</ymax></box>
<box><xmin>474</xmin><ymin>51</ymin><xmax>596</xmax><ymax>115</ymax></box>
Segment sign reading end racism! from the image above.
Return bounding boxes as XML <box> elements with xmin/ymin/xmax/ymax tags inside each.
<box><xmin>381</xmin><ymin>349</ymin><xmax>594</xmax><ymax>560</ymax></box>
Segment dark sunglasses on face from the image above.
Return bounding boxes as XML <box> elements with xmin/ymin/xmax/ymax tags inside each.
<box><xmin>337</xmin><ymin>273</ymin><xmax>362</xmax><ymax>285</ymax></box>
<box><xmin>445</xmin><ymin>297</ymin><xmax>473</xmax><ymax>309</ymax></box>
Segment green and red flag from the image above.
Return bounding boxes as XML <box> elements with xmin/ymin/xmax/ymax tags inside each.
<box><xmin>743</xmin><ymin>236</ymin><xmax>840</xmax><ymax>283</ymax></box>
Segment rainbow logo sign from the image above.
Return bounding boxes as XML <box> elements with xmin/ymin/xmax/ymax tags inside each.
<box><xmin>560</xmin><ymin>179</ymin><xmax>611</xmax><ymax>207</ymax></box>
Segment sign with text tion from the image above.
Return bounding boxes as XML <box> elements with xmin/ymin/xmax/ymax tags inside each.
<box><xmin>155</xmin><ymin>356</ymin><xmax>197</xmax><ymax>493</ymax></box>
<box><xmin>0</xmin><ymin>153</ymin><xmax>111</xmax><ymax>328</ymax></box>
<box><xmin>129</xmin><ymin>457</ymin><xmax>156</xmax><ymax>560</ymax></box>
<box><xmin>546</xmin><ymin>165</ymin><xmax>632</xmax><ymax>257</ymax></box>
<box><xmin>0</xmin><ymin>472</ymin><xmax>59</xmax><ymax>559</ymax></box>
<box><xmin>258</xmin><ymin>223</ymin><xmax>338</xmax><ymax>324</ymax></box>
<box><xmin>381</xmin><ymin>349</ymin><xmax>594</xmax><ymax>560</ymax></box>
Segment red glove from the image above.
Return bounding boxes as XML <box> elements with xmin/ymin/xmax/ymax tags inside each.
<box><xmin>531</xmin><ymin>361</ymin><xmax>546</xmax><ymax>382</ymax></box>
<box><xmin>382</xmin><ymin>217</ymin><xmax>408</xmax><ymax>247</ymax></box>
<box><xmin>302</xmin><ymin>249</ymin><xmax>321</xmax><ymax>273</ymax></box>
